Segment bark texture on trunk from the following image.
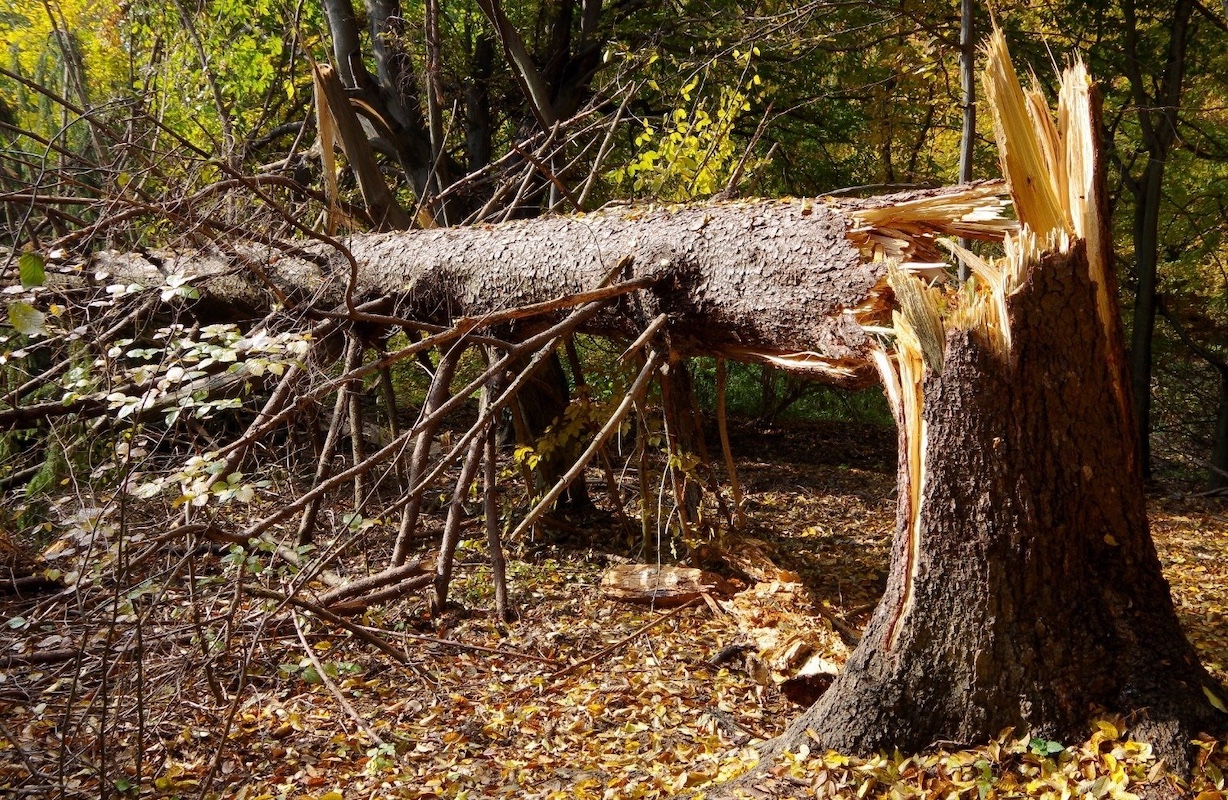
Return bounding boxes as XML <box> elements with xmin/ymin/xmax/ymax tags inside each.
<box><xmin>761</xmin><ymin>32</ymin><xmax>1227</xmax><ymax>780</ymax></box>
<box><xmin>80</xmin><ymin>185</ymin><xmax>1009</xmax><ymax>388</ymax></box>
<box><xmin>771</xmin><ymin>242</ymin><xmax>1224</xmax><ymax>770</ymax></box>
<box><xmin>26</xmin><ymin>31</ymin><xmax>1224</xmax><ymax>782</ymax></box>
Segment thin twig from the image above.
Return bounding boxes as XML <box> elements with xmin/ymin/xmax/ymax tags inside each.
<box><xmin>369</xmin><ymin>627</ymin><xmax>559</xmax><ymax>665</ymax></box>
<box><xmin>509</xmin><ymin>140</ymin><xmax>581</xmax><ymax>210</ymax></box>
<box><xmin>0</xmin><ymin>719</ymin><xmax>52</xmax><ymax>782</ymax></box>
<box><xmin>243</xmin><ymin>585</ymin><xmax>428</xmax><ymax>678</ymax></box>
<box><xmin>619</xmin><ymin>313</ymin><xmax>669</xmax><ymax>362</ymax></box>
<box><xmin>293</xmin><ymin>613</ymin><xmax>386</xmax><ymax>746</ymax></box>
<box><xmin>549</xmin><ymin>598</ymin><xmax>702</xmax><ymax>678</ymax></box>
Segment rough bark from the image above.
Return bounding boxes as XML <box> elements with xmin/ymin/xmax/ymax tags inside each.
<box><xmin>12</xmin><ymin>30</ymin><xmax>1228</xmax><ymax>787</ymax></box>
<box><xmin>78</xmin><ymin>185</ymin><xmax>1008</xmax><ymax>388</ymax></box>
<box><xmin>755</xmin><ymin>35</ymin><xmax>1228</xmax><ymax>784</ymax></box>
<box><xmin>768</xmin><ymin>243</ymin><xmax>1226</xmax><ymax>773</ymax></box>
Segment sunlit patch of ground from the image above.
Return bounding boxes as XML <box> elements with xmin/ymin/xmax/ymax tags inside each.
<box><xmin>1150</xmin><ymin>493</ymin><xmax>1228</xmax><ymax>688</ymax></box>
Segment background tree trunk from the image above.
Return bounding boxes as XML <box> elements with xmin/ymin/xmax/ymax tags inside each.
<box><xmin>511</xmin><ymin>349</ymin><xmax>592</xmax><ymax>511</ymax></box>
<box><xmin>1122</xmin><ymin>0</ymin><xmax>1194</xmax><ymax>479</ymax></box>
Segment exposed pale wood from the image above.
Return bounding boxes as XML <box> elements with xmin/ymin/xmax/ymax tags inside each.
<box><xmin>756</xmin><ymin>29</ymin><xmax>1227</xmax><ymax>779</ymax></box>
<box><xmin>599</xmin><ymin>564</ymin><xmax>733</xmax><ymax>607</ymax></box>
<box><xmin>982</xmin><ymin>30</ymin><xmax>1067</xmax><ymax>240</ymax></box>
<box><xmin>720</xmin><ymin>579</ymin><xmax>849</xmax><ymax>702</ymax></box>
<box><xmin>313</xmin><ymin>64</ymin><xmax>412</xmax><ymax>231</ymax></box>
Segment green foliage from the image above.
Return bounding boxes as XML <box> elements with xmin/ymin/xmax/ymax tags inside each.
<box><xmin>1</xmin><ymin>0</ymin><xmax>1227</xmax><ymax>481</ymax></box>
<box><xmin>120</xmin><ymin>0</ymin><xmax>321</xmax><ymax>149</ymax></box>
<box><xmin>1028</xmin><ymin>738</ymin><xmax>1066</xmax><ymax>758</ymax></box>
<box><xmin>518</xmin><ymin>394</ymin><xmax>603</xmax><ymax>469</ymax></box>
<box><xmin>0</xmin><ymin>0</ymin><xmax>128</xmax><ymax>137</ymax></box>
<box><xmin>18</xmin><ymin>253</ymin><xmax>44</xmax><ymax>288</ymax></box>
<box><xmin>6</xmin><ymin>302</ymin><xmax>45</xmax><ymax>337</ymax></box>
<box><xmin>23</xmin><ymin>437</ymin><xmax>64</xmax><ymax>499</ymax></box>
<box><xmin>690</xmin><ymin>359</ymin><xmax>892</xmax><ymax>426</ymax></box>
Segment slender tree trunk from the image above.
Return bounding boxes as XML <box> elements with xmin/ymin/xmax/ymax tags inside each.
<box><xmin>484</xmin><ymin>414</ymin><xmax>512</xmax><ymax>621</ymax></box>
<box><xmin>465</xmin><ymin>34</ymin><xmax>496</xmax><ymax>172</ymax></box>
<box><xmin>365</xmin><ymin>0</ymin><xmax>438</xmax><ymax>195</ymax></box>
<box><xmin>1210</xmin><ymin>369</ymin><xmax>1228</xmax><ymax>491</ymax></box>
<box><xmin>1123</xmin><ymin>0</ymin><xmax>1194</xmax><ymax>479</ymax></box>
<box><xmin>957</xmin><ymin>0</ymin><xmax>975</xmax><ymax>282</ymax></box>
<box><xmin>321</xmin><ymin>0</ymin><xmax>364</xmax><ymax>89</ymax></box>
<box><xmin>1130</xmin><ymin>157</ymin><xmax>1165</xmax><ymax>479</ymax></box>
<box><xmin>659</xmin><ymin>356</ymin><xmax>702</xmax><ymax>532</ymax></box>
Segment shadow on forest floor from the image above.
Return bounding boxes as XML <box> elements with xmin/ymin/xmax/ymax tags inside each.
<box><xmin>723</xmin><ymin>419</ymin><xmax>896</xmax><ymax>622</ymax></box>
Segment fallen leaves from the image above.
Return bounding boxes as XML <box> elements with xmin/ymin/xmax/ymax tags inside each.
<box><xmin>0</xmin><ymin>422</ymin><xmax>1226</xmax><ymax>798</ymax></box>
<box><xmin>735</xmin><ymin>719</ymin><xmax>1217</xmax><ymax>800</ymax></box>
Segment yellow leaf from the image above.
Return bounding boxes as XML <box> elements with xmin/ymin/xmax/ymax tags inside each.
<box><xmin>1205</xmin><ymin>685</ymin><xmax>1228</xmax><ymax>713</ymax></box>
<box><xmin>319</xmin><ymin>792</ymin><xmax>344</xmax><ymax>800</ymax></box>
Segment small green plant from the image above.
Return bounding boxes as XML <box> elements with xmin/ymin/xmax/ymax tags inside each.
<box><xmin>365</xmin><ymin>742</ymin><xmax>398</xmax><ymax>776</ymax></box>
<box><xmin>1028</xmin><ymin>737</ymin><xmax>1065</xmax><ymax>757</ymax></box>
<box><xmin>221</xmin><ymin>544</ymin><xmax>265</xmax><ymax>577</ymax></box>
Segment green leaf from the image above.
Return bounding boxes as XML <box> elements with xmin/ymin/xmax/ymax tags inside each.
<box><xmin>6</xmin><ymin>616</ymin><xmax>26</xmax><ymax>629</ymax></box>
<box><xmin>1028</xmin><ymin>737</ymin><xmax>1064</xmax><ymax>756</ymax></box>
<box><xmin>8</xmin><ymin>302</ymin><xmax>46</xmax><ymax>336</ymax></box>
<box><xmin>19</xmin><ymin>252</ymin><xmax>45</xmax><ymax>288</ymax></box>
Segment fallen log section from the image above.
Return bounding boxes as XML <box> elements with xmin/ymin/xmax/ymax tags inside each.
<box><xmin>58</xmin><ymin>182</ymin><xmax>1013</xmax><ymax>389</ymax></box>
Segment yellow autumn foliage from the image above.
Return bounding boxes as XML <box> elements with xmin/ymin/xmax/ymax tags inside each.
<box><xmin>1</xmin><ymin>0</ymin><xmax>127</xmax><ymax>123</ymax></box>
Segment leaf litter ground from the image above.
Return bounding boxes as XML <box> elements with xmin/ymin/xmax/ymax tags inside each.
<box><xmin>1</xmin><ymin>420</ymin><xmax>1226</xmax><ymax>799</ymax></box>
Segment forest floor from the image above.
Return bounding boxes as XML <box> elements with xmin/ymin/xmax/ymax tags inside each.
<box><xmin>1</xmin><ymin>419</ymin><xmax>1227</xmax><ymax>799</ymax></box>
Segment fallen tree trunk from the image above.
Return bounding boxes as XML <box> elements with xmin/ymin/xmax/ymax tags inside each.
<box><xmin>10</xmin><ymin>32</ymin><xmax>1225</xmax><ymax>788</ymax></box>
<box><xmin>69</xmin><ymin>184</ymin><xmax>1011</xmax><ymax>388</ymax></box>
